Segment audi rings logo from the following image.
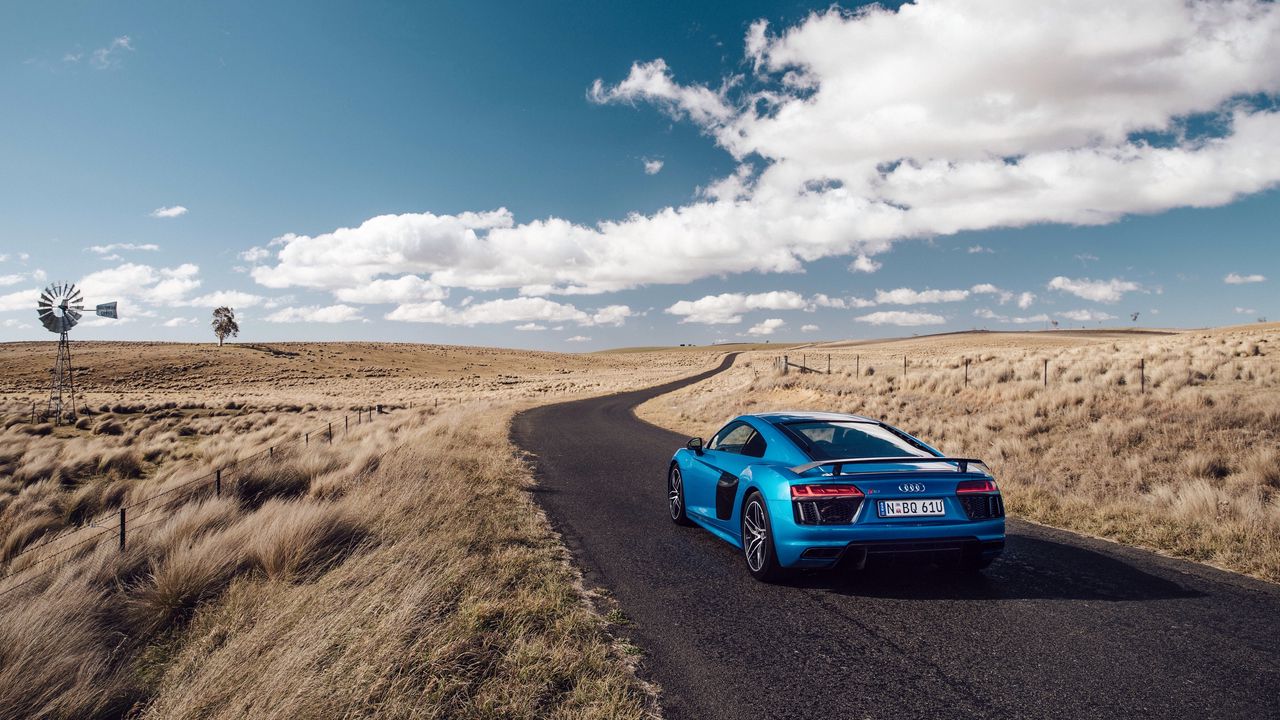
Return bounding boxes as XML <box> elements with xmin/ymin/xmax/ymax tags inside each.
<box><xmin>898</xmin><ymin>482</ymin><xmax>926</xmax><ymax>493</ymax></box>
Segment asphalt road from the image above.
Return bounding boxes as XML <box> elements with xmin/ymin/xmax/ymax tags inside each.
<box><xmin>512</xmin><ymin>354</ymin><xmax>1280</xmax><ymax>720</ymax></box>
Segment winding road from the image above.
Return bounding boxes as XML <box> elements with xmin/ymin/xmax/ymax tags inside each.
<box><xmin>512</xmin><ymin>354</ymin><xmax>1280</xmax><ymax>719</ymax></box>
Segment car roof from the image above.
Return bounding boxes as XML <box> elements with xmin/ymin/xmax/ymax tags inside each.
<box><xmin>748</xmin><ymin>411</ymin><xmax>879</xmax><ymax>425</ymax></box>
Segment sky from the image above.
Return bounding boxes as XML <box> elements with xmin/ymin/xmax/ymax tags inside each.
<box><xmin>0</xmin><ymin>0</ymin><xmax>1277</xmax><ymax>350</ymax></box>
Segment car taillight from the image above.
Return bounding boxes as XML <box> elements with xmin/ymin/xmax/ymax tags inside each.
<box><xmin>791</xmin><ymin>484</ymin><xmax>864</xmax><ymax>498</ymax></box>
<box><xmin>956</xmin><ymin>479</ymin><xmax>999</xmax><ymax>494</ymax></box>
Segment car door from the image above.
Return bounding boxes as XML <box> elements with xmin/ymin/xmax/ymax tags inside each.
<box><xmin>683</xmin><ymin>421</ymin><xmax>752</xmax><ymax>522</ymax></box>
<box><xmin>700</xmin><ymin>422</ymin><xmax>768</xmax><ymax>531</ymax></box>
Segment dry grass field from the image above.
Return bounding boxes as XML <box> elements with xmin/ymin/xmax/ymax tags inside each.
<box><xmin>0</xmin><ymin>341</ymin><xmax>720</xmax><ymax>719</ymax></box>
<box><xmin>638</xmin><ymin>323</ymin><xmax>1280</xmax><ymax>582</ymax></box>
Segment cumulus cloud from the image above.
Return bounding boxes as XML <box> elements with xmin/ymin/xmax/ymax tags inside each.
<box><xmin>849</xmin><ymin>255</ymin><xmax>882</xmax><ymax>273</ymax></box>
<box><xmin>1016</xmin><ymin>292</ymin><xmax>1036</xmax><ymax>309</ymax></box>
<box><xmin>1234</xmin><ymin>306</ymin><xmax>1258</xmax><ymax>315</ymax></box>
<box><xmin>265</xmin><ymin>304</ymin><xmax>364</xmax><ymax>323</ymax></box>
<box><xmin>247</xmin><ymin>0</ymin><xmax>1280</xmax><ymax>304</ymax></box>
<box><xmin>149</xmin><ymin>205</ymin><xmax>188</xmax><ymax>219</ymax></box>
<box><xmin>515</xmin><ymin>323</ymin><xmax>547</xmax><ymax>331</ymax></box>
<box><xmin>78</xmin><ymin>263</ymin><xmax>201</xmax><ymax>314</ymax></box>
<box><xmin>183</xmin><ymin>290</ymin><xmax>267</xmax><ymax>309</ymax></box>
<box><xmin>88</xmin><ymin>243</ymin><xmax>160</xmax><ymax>254</ymax></box>
<box><xmin>161</xmin><ymin>317</ymin><xmax>198</xmax><ymax>327</ymax></box>
<box><xmin>0</xmin><ymin>289</ymin><xmax>39</xmax><ymax>313</ymax></box>
<box><xmin>386</xmin><ymin>297</ymin><xmax>631</xmax><ymax>327</ymax></box>
<box><xmin>967</xmin><ymin>245</ymin><xmax>994</xmax><ymax>254</ymax></box>
<box><xmin>666</xmin><ymin>291</ymin><xmax>807</xmax><ymax>324</ymax></box>
<box><xmin>565</xmin><ymin>335</ymin><xmax>591</xmax><ymax>343</ymax></box>
<box><xmin>875</xmin><ymin>287</ymin><xmax>970</xmax><ymax>305</ymax></box>
<box><xmin>855</xmin><ymin>310</ymin><xmax>945</xmax><ymax>326</ymax></box>
<box><xmin>969</xmin><ymin>283</ymin><xmax>1014</xmax><ymax>304</ymax></box>
<box><xmin>1224</xmin><ymin>272</ymin><xmax>1266</xmax><ymax>284</ymax></box>
<box><xmin>747</xmin><ymin>318</ymin><xmax>785</xmax><ymax>336</ymax></box>
<box><xmin>801</xmin><ymin>324</ymin><xmax>819</xmax><ymax>332</ymax></box>
<box><xmin>1047</xmin><ymin>276</ymin><xmax>1140</xmax><ymax>303</ymax></box>
<box><xmin>1058</xmin><ymin>309</ymin><xmax>1117</xmax><ymax>322</ymax></box>
<box><xmin>238</xmin><ymin>247</ymin><xmax>271</xmax><ymax>263</ymax></box>
<box><xmin>643</xmin><ymin>158</ymin><xmax>664</xmax><ymax>175</ymax></box>
<box><xmin>334</xmin><ymin>275</ymin><xmax>447</xmax><ymax>304</ymax></box>
<box><xmin>974</xmin><ymin>308</ymin><xmax>1050</xmax><ymax>324</ymax></box>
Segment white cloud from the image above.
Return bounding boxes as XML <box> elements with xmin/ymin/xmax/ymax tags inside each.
<box><xmin>875</xmin><ymin>287</ymin><xmax>970</xmax><ymax>305</ymax></box>
<box><xmin>0</xmin><ymin>289</ymin><xmax>39</xmax><ymax>312</ymax></box>
<box><xmin>334</xmin><ymin>275</ymin><xmax>447</xmax><ymax>304</ymax></box>
<box><xmin>1234</xmin><ymin>306</ymin><xmax>1258</xmax><ymax>315</ymax></box>
<box><xmin>855</xmin><ymin>310</ymin><xmax>945</xmax><ymax>326</ymax></box>
<box><xmin>974</xmin><ymin>308</ymin><xmax>1050</xmax><ymax>324</ymax></box>
<box><xmin>1058</xmin><ymin>309</ymin><xmax>1117</xmax><ymax>322</ymax></box>
<box><xmin>249</xmin><ymin>1</ymin><xmax>1280</xmax><ymax>303</ymax></box>
<box><xmin>643</xmin><ymin>158</ymin><xmax>664</xmax><ymax>175</ymax></box>
<box><xmin>78</xmin><ymin>263</ymin><xmax>201</xmax><ymax>316</ymax></box>
<box><xmin>666</xmin><ymin>291</ymin><xmax>807</xmax><ymax>324</ymax></box>
<box><xmin>0</xmin><ymin>269</ymin><xmax>45</xmax><ymax>287</ymax></box>
<box><xmin>849</xmin><ymin>255</ymin><xmax>882</xmax><ymax>273</ymax></box>
<box><xmin>515</xmin><ymin>323</ymin><xmax>547</xmax><ymax>331</ymax></box>
<box><xmin>184</xmin><ymin>290</ymin><xmax>267</xmax><ymax>309</ymax></box>
<box><xmin>1016</xmin><ymin>291</ymin><xmax>1036</xmax><ymax>309</ymax></box>
<box><xmin>801</xmin><ymin>324</ymin><xmax>819</xmax><ymax>332</ymax></box>
<box><xmin>591</xmin><ymin>304</ymin><xmax>633</xmax><ymax>326</ymax></box>
<box><xmin>265</xmin><ymin>304</ymin><xmax>364</xmax><ymax>323</ymax></box>
<box><xmin>238</xmin><ymin>247</ymin><xmax>271</xmax><ymax>263</ymax></box>
<box><xmin>967</xmin><ymin>245</ymin><xmax>994</xmax><ymax>254</ymax></box>
<box><xmin>1047</xmin><ymin>276</ymin><xmax>1141</xmax><ymax>303</ymax></box>
<box><xmin>970</xmin><ymin>283</ymin><xmax>1014</xmax><ymax>304</ymax></box>
<box><xmin>386</xmin><ymin>297</ymin><xmax>629</xmax><ymax>327</ymax></box>
<box><xmin>747</xmin><ymin>318</ymin><xmax>785</xmax><ymax>336</ymax></box>
<box><xmin>162</xmin><ymin>317</ymin><xmax>198</xmax><ymax>327</ymax></box>
<box><xmin>149</xmin><ymin>205</ymin><xmax>188</xmax><ymax>219</ymax></box>
<box><xmin>1224</xmin><ymin>272</ymin><xmax>1266</xmax><ymax>284</ymax></box>
<box><xmin>88</xmin><ymin>243</ymin><xmax>160</xmax><ymax>254</ymax></box>
<box><xmin>1</xmin><ymin>319</ymin><xmax>32</xmax><ymax>329</ymax></box>
<box><xmin>90</xmin><ymin>36</ymin><xmax>133</xmax><ymax>69</ymax></box>
<box><xmin>565</xmin><ymin>335</ymin><xmax>591</xmax><ymax>343</ymax></box>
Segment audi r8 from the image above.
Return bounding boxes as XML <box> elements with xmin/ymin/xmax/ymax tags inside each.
<box><xmin>667</xmin><ymin>412</ymin><xmax>1005</xmax><ymax>581</ymax></box>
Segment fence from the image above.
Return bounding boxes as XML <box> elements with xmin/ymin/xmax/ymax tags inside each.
<box><xmin>775</xmin><ymin>354</ymin><xmax>1157</xmax><ymax>391</ymax></box>
<box><xmin>0</xmin><ymin>404</ymin><xmax>395</xmax><ymax>600</ymax></box>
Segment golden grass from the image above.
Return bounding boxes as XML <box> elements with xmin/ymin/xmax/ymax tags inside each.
<box><xmin>0</xmin><ymin>341</ymin><xmax>714</xmax><ymax>719</ymax></box>
<box><xmin>638</xmin><ymin>323</ymin><xmax>1280</xmax><ymax>581</ymax></box>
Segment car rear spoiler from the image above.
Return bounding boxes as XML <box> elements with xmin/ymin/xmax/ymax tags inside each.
<box><xmin>788</xmin><ymin>456</ymin><xmax>987</xmax><ymax>476</ymax></box>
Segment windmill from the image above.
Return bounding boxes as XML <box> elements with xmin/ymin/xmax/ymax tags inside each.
<box><xmin>36</xmin><ymin>283</ymin><xmax>118</xmax><ymax>424</ymax></box>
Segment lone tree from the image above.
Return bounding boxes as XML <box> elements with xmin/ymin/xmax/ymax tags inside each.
<box><xmin>211</xmin><ymin>306</ymin><xmax>239</xmax><ymax>346</ymax></box>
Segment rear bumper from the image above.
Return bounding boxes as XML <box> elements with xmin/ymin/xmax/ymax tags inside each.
<box><xmin>773</xmin><ymin>516</ymin><xmax>1006</xmax><ymax>568</ymax></box>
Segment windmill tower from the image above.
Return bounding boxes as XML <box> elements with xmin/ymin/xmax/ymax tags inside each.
<box><xmin>36</xmin><ymin>283</ymin><xmax>118</xmax><ymax>424</ymax></box>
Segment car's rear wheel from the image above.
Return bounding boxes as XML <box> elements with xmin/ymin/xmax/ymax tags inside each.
<box><xmin>668</xmin><ymin>464</ymin><xmax>693</xmax><ymax>525</ymax></box>
<box><xmin>742</xmin><ymin>492</ymin><xmax>784</xmax><ymax>582</ymax></box>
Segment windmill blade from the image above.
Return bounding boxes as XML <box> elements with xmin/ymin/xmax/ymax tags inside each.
<box><xmin>66</xmin><ymin>309</ymin><xmax>82</xmax><ymax>323</ymax></box>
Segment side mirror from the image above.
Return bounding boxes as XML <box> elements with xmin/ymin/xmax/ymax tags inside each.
<box><xmin>687</xmin><ymin>437</ymin><xmax>704</xmax><ymax>455</ymax></box>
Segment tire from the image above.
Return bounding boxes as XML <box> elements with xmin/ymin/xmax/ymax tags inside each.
<box><xmin>668</xmin><ymin>464</ymin><xmax>693</xmax><ymax>526</ymax></box>
<box><xmin>741</xmin><ymin>492</ymin><xmax>785</xmax><ymax>582</ymax></box>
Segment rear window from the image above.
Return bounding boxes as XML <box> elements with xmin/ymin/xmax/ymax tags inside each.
<box><xmin>784</xmin><ymin>421</ymin><xmax>933</xmax><ymax>461</ymax></box>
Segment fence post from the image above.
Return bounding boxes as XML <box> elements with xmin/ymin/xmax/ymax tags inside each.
<box><xmin>827</xmin><ymin>354</ymin><xmax>831</xmax><ymax>375</ymax></box>
<box><xmin>964</xmin><ymin>358</ymin><xmax>969</xmax><ymax>388</ymax></box>
<box><xmin>270</xmin><ymin>446</ymin><xmax>274</xmax><ymax>457</ymax></box>
<box><xmin>377</xmin><ymin>404</ymin><xmax>383</xmax><ymax>414</ymax></box>
<box><xmin>215</xmin><ymin>468</ymin><xmax>221</xmax><ymax>497</ymax></box>
<box><xmin>305</xmin><ymin>432</ymin><xmax>309</xmax><ymax>446</ymax></box>
<box><xmin>345</xmin><ymin>416</ymin><xmax>349</xmax><ymax>433</ymax></box>
<box><xmin>856</xmin><ymin>355</ymin><xmax>860</xmax><ymax>376</ymax></box>
<box><xmin>328</xmin><ymin>422</ymin><xmax>333</xmax><ymax>443</ymax></box>
<box><xmin>118</xmin><ymin>508</ymin><xmax>126</xmax><ymax>551</ymax></box>
<box><xmin>1043</xmin><ymin>359</ymin><xmax>1048</xmax><ymax>388</ymax></box>
<box><xmin>1140</xmin><ymin>358</ymin><xmax>1145</xmax><ymax>393</ymax></box>
<box><xmin>903</xmin><ymin>355</ymin><xmax>907</xmax><ymax>377</ymax></box>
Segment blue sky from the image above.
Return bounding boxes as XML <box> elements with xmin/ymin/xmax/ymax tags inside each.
<box><xmin>1</xmin><ymin>0</ymin><xmax>1276</xmax><ymax>349</ymax></box>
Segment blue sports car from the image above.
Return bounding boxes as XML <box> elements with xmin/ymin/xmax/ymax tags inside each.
<box><xmin>668</xmin><ymin>411</ymin><xmax>1005</xmax><ymax>581</ymax></box>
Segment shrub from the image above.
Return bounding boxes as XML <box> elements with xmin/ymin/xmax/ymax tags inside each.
<box><xmin>93</xmin><ymin>419</ymin><xmax>124</xmax><ymax>436</ymax></box>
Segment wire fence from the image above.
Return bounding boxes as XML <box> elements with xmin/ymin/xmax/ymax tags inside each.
<box><xmin>0</xmin><ymin>404</ymin><xmax>397</xmax><ymax>600</ymax></box>
<box><xmin>776</xmin><ymin>353</ymin><xmax>1166</xmax><ymax>391</ymax></box>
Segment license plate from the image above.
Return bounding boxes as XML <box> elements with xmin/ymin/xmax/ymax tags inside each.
<box><xmin>878</xmin><ymin>499</ymin><xmax>945</xmax><ymax>518</ymax></box>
